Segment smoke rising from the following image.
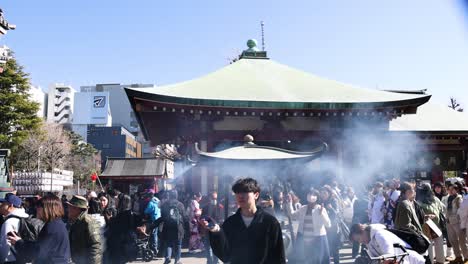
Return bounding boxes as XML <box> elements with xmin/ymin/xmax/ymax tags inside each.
<box><xmin>174</xmin><ymin>116</ymin><xmax>427</xmax><ymax>201</ymax></box>
<box><xmin>315</xmin><ymin>122</ymin><xmax>425</xmax><ymax>191</ymax></box>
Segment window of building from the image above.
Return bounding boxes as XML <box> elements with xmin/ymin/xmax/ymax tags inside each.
<box><xmin>112</xmin><ymin>130</ymin><xmax>119</xmax><ymax>136</ymax></box>
<box><xmin>126</xmin><ymin>143</ymin><xmax>137</xmax><ymax>153</ymax></box>
<box><xmin>102</xmin><ymin>144</ymin><xmax>110</xmax><ymax>149</ymax></box>
<box><xmin>130</xmin><ymin>121</ymin><xmax>138</xmax><ymax>128</ymax></box>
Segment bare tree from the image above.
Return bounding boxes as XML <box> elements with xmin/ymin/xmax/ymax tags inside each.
<box><xmin>449</xmin><ymin>97</ymin><xmax>464</xmax><ymax>112</ymax></box>
<box><xmin>15</xmin><ymin>132</ymin><xmax>42</xmax><ymax>171</ymax></box>
<box><xmin>41</xmin><ymin>123</ymin><xmax>71</xmax><ymax>170</ymax></box>
<box><xmin>15</xmin><ymin>122</ymin><xmax>71</xmax><ymax>171</ymax></box>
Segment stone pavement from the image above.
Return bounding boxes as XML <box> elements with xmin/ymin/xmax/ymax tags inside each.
<box><xmin>132</xmin><ymin>239</ymin><xmax>456</xmax><ymax>264</ymax></box>
<box><xmin>133</xmin><ymin>245</ymin><xmax>356</xmax><ymax>264</ymax></box>
<box><xmin>132</xmin><ymin>246</ymin><xmax>455</xmax><ymax>264</ymax></box>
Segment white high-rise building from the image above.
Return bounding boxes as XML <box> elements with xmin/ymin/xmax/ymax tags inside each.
<box><xmin>28</xmin><ymin>85</ymin><xmax>47</xmax><ymax>119</ymax></box>
<box><xmin>79</xmin><ymin>83</ymin><xmax>154</xmax><ymax>157</ymax></box>
<box><xmin>80</xmin><ymin>83</ymin><xmax>152</xmax><ymax>133</ymax></box>
<box><xmin>46</xmin><ymin>84</ymin><xmax>75</xmax><ymax>124</ymax></box>
<box><xmin>71</xmin><ymin>91</ymin><xmax>112</xmax><ymax>141</ymax></box>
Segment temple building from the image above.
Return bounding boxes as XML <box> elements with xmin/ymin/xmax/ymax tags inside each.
<box><xmin>389</xmin><ymin>93</ymin><xmax>468</xmax><ymax>183</ymax></box>
<box><xmin>125</xmin><ymin>39</ymin><xmax>467</xmax><ymax>194</ymax></box>
<box><xmin>100</xmin><ymin>157</ymin><xmax>174</xmax><ymax>194</ymax></box>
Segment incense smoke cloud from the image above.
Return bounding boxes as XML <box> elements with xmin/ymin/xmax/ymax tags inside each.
<box><xmin>309</xmin><ymin>122</ymin><xmax>425</xmax><ymax>193</ymax></box>
<box><xmin>174</xmin><ymin>118</ymin><xmax>426</xmax><ymax>201</ymax></box>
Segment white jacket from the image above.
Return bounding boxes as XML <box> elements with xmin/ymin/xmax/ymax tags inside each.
<box><xmin>0</xmin><ymin>208</ymin><xmax>29</xmax><ymax>262</ymax></box>
<box><xmin>367</xmin><ymin>224</ymin><xmax>425</xmax><ymax>264</ymax></box>
<box><xmin>289</xmin><ymin>203</ymin><xmax>331</xmax><ymax>236</ymax></box>
<box><xmin>369</xmin><ymin>192</ymin><xmax>385</xmax><ymax>224</ymax></box>
<box><xmin>458</xmin><ymin>195</ymin><xmax>468</xmax><ymax>230</ymax></box>
<box><xmin>342</xmin><ymin>196</ymin><xmax>356</xmax><ymax>224</ymax></box>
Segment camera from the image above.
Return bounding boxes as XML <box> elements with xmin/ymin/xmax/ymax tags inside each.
<box><xmin>261</xmin><ymin>194</ymin><xmax>272</xmax><ymax>201</ymax></box>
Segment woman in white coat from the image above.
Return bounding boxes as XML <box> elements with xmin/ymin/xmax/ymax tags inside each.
<box><xmin>350</xmin><ymin>223</ymin><xmax>426</xmax><ymax>264</ymax></box>
<box><xmin>458</xmin><ymin>191</ymin><xmax>468</xmax><ymax>247</ymax></box>
<box><xmin>288</xmin><ymin>189</ymin><xmax>331</xmax><ymax>264</ymax></box>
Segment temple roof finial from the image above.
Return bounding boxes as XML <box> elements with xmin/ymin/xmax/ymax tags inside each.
<box><xmin>246</xmin><ymin>39</ymin><xmax>259</xmax><ymax>51</ymax></box>
<box><xmin>240</xmin><ymin>39</ymin><xmax>268</xmax><ymax>60</ymax></box>
<box><xmin>244</xmin><ymin>134</ymin><xmax>255</xmax><ymax>145</ymax></box>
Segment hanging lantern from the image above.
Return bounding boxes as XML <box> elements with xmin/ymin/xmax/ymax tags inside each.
<box><xmin>90</xmin><ymin>172</ymin><xmax>97</xmax><ymax>182</ymax></box>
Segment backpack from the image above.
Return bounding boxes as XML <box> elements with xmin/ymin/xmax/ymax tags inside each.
<box><xmin>165</xmin><ymin>202</ymin><xmax>181</xmax><ymax>226</ymax></box>
<box><xmin>6</xmin><ymin>215</ymin><xmax>44</xmax><ymax>263</ymax></box>
<box><xmin>6</xmin><ymin>215</ymin><xmax>44</xmax><ymax>242</ymax></box>
<box><xmin>387</xmin><ymin>227</ymin><xmax>430</xmax><ymax>254</ymax></box>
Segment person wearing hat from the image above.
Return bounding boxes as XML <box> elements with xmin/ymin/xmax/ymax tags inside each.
<box><xmin>67</xmin><ymin>195</ymin><xmax>102</xmax><ymax>264</ymax></box>
<box><xmin>0</xmin><ymin>193</ymin><xmax>29</xmax><ymax>263</ymax></box>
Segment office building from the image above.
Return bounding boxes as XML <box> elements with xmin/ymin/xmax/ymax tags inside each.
<box><xmin>72</xmin><ymin>91</ymin><xmax>112</xmax><ymax>141</ymax></box>
<box><xmin>46</xmin><ymin>84</ymin><xmax>75</xmax><ymax>124</ymax></box>
<box><xmin>28</xmin><ymin>85</ymin><xmax>47</xmax><ymax>119</ymax></box>
<box><xmin>86</xmin><ymin>126</ymin><xmax>142</xmax><ymax>170</ymax></box>
<box><xmin>79</xmin><ymin>83</ymin><xmax>154</xmax><ymax>157</ymax></box>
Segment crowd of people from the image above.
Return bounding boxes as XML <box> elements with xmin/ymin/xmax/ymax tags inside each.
<box><xmin>0</xmin><ymin>186</ymin><xmax>230</xmax><ymax>264</ymax></box>
<box><xmin>207</xmin><ymin>176</ymin><xmax>468</xmax><ymax>264</ymax></box>
<box><xmin>0</xmin><ymin>176</ymin><xmax>466</xmax><ymax>264</ymax></box>
<box><xmin>349</xmin><ymin>178</ymin><xmax>468</xmax><ymax>264</ymax></box>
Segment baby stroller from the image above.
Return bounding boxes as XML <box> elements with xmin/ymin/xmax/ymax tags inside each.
<box><xmin>135</xmin><ymin>223</ymin><xmax>157</xmax><ymax>262</ymax></box>
<box><xmin>354</xmin><ymin>244</ymin><xmax>409</xmax><ymax>264</ymax></box>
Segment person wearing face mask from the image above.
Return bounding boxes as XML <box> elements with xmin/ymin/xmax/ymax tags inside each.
<box><xmin>368</xmin><ymin>182</ymin><xmax>386</xmax><ymax>224</ymax></box>
<box><xmin>288</xmin><ymin>189</ymin><xmax>331</xmax><ymax>264</ymax></box>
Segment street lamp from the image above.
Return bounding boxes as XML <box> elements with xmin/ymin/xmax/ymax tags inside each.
<box><xmin>49</xmin><ymin>141</ymin><xmax>63</xmax><ymax>192</ymax></box>
<box><xmin>37</xmin><ymin>146</ymin><xmax>43</xmax><ymax>172</ymax></box>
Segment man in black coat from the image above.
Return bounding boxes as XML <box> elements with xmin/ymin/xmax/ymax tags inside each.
<box><xmin>154</xmin><ymin>190</ymin><xmax>187</xmax><ymax>264</ymax></box>
<box><xmin>201</xmin><ymin>191</ymin><xmax>224</xmax><ymax>264</ymax></box>
<box><xmin>351</xmin><ymin>193</ymin><xmax>369</xmax><ymax>258</ymax></box>
<box><xmin>202</xmin><ymin>178</ymin><xmax>286</xmax><ymax>264</ymax></box>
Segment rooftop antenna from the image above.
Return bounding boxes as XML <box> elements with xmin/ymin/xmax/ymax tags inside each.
<box><xmin>260</xmin><ymin>21</ymin><xmax>265</xmax><ymax>51</ymax></box>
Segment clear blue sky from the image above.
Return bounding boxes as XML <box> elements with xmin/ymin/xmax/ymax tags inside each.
<box><xmin>2</xmin><ymin>0</ymin><xmax>468</xmax><ymax>106</ymax></box>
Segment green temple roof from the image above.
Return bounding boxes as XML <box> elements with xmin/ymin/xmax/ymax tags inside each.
<box><xmin>126</xmin><ymin>55</ymin><xmax>430</xmax><ymax>110</ymax></box>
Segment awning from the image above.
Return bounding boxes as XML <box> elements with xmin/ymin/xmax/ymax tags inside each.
<box><xmin>101</xmin><ymin>158</ymin><xmax>174</xmax><ymax>179</ymax></box>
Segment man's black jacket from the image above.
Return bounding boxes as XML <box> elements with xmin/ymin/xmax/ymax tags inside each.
<box><xmin>154</xmin><ymin>199</ymin><xmax>187</xmax><ymax>241</ymax></box>
<box><xmin>209</xmin><ymin>208</ymin><xmax>286</xmax><ymax>264</ymax></box>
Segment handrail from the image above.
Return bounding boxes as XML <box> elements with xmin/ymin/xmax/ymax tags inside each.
<box><xmin>362</xmin><ymin>244</ymin><xmax>409</xmax><ymax>262</ymax></box>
